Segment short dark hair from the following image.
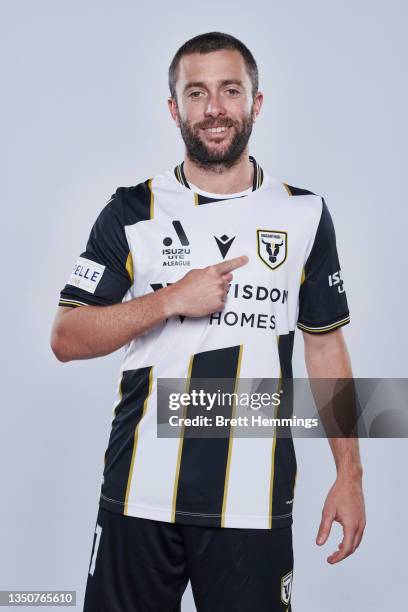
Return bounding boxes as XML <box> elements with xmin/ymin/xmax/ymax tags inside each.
<box><xmin>168</xmin><ymin>32</ymin><xmax>259</xmax><ymax>100</ymax></box>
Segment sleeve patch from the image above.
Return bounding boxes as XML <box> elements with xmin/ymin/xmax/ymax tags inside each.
<box><xmin>66</xmin><ymin>257</ymin><xmax>106</xmax><ymax>294</ymax></box>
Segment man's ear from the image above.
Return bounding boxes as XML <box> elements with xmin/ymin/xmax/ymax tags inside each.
<box><xmin>168</xmin><ymin>97</ymin><xmax>180</xmax><ymax>127</ymax></box>
<box><xmin>252</xmin><ymin>91</ymin><xmax>264</xmax><ymax>123</ymax></box>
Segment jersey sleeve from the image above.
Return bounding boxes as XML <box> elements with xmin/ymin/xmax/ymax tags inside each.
<box><xmin>58</xmin><ymin>191</ymin><xmax>133</xmax><ymax>308</ymax></box>
<box><xmin>297</xmin><ymin>198</ymin><xmax>350</xmax><ymax>334</ymax></box>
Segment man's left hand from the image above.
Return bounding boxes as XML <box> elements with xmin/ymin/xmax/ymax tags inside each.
<box><xmin>316</xmin><ymin>476</ymin><xmax>366</xmax><ymax>564</ymax></box>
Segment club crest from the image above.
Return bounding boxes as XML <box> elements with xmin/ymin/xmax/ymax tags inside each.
<box><xmin>281</xmin><ymin>570</ymin><xmax>293</xmax><ymax>605</ymax></box>
<box><xmin>257</xmin><ymin>229</ymin><xmax>287</xmax><ymax>270</ymax></box>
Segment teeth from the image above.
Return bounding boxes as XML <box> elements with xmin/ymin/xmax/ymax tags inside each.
<box><xmin>206</xmin><ymin>127</ymin><xmax>228</xmax><ymax>133</ymax></box>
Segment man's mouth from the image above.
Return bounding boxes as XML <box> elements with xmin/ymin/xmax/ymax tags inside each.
<box><xmin>202</xmin><ymin>126</ymin><xmax>229</xmax><ymax>133</ymax></box>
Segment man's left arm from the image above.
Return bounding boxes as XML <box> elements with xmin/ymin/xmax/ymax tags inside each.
<box><xmin>303</xmin><ymin>328</ymin><xmax>366</xmax><ymax>564</ymax></box>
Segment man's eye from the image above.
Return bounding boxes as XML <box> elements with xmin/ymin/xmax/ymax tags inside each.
<box><xmin>189</xmin><ymin>91</ymin><xmax>203</xmax><ymax>98</ymax></box>
<box><xmin>226</xmin><ymin>89</ymin><xmax>240</xmax><ymax>95</ymax></box>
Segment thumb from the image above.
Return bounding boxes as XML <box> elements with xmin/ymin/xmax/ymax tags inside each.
<box><xmin>316</xmin><ymin>512</ymin><xmax>334</xmax><ymax>545</ymax></box>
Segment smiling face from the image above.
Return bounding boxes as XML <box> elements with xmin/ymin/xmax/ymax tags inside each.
<box><xmin>169</xmin><ymin>49</ymin><xmax>263</xmax><ymax>168</ymax></box>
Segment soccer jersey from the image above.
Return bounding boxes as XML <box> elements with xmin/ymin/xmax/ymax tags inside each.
<box><xmin>58</xmin><ymin>156</ymin><xmax>350</xmax><ymax>529</ymax></box>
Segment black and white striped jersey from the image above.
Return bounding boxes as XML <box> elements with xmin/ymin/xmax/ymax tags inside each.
<box><xmin>58</xmin><ymin>156</ymin><xmax>350</xmax><ymax>529</ymax></box>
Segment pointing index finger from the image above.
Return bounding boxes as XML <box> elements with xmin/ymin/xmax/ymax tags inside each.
<box><xmin>213</xmin><ymin>255</ymin><xmax>249</xmax><ymax>275</ymax></box>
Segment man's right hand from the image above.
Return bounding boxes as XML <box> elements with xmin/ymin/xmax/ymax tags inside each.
<box><xmin>51</xmin><ymin>255</ymin><xmax>249</xmax><ymax>362</ymax></box>
<box><xmin>165</xmin><ymin>255</ymin><xmax>249</xmax><ymax>318</ymax></box>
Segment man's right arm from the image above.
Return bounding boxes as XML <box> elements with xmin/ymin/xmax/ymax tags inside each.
<box><xmin>50</xmin><ymin>256</ymin><xmax>248</xmax><ymax>362</ymax></box>
<box><xmin>51</xmin><ymin>287</ymin><xmax>172</xmax><ymax>362</ymax></box>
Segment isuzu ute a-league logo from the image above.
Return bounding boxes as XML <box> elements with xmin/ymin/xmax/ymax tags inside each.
<box><xmin>214</xmin><ymin>233</ymin><xmax>235</xmax><ymax>259</ymax></box>
<box><xmin>281</xmin><ymin>570</ymin><xmax>293</xmax><ymax>605</ymax></box>
<box><xmin>257</xmin><ymin>229</ymin><xmax>288</xmax><ymax>270</ymax></box>
<box><xmin>162</xmin><ymin>221</ymin><xmax>191</xmax><ymax>266</ymax></box>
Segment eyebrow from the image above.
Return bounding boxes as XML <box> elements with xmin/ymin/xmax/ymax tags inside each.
<box><xmin>183</xmin><ymin>79</ymin><xmax>244</xmax><ymax>92</ymax></box>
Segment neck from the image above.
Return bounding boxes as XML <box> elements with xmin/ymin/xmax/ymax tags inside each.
<box><xmin>183</xmin><ymin>148</ymin><xmax>253</xmax><ymax>194</ymax></box>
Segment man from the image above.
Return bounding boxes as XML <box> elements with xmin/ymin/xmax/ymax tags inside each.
<box><xmin>51</xmin><ymin>32</ymin><xmax>366</xmax><ymax>612</ymax></box>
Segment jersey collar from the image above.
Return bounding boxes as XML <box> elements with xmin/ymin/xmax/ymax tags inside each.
<box><xmin>174</xmin><ymin>155</ymin><xmax>264</xmax><ymax>198</ymax></box>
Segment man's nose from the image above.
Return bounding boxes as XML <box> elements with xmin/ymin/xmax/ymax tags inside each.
<box><xmin>204</xmin><ymin>93</ymin><xmax>226</xmax><ymax>118</ymax></box>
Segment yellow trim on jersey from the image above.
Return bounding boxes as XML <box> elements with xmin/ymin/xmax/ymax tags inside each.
<box><xmin>221</xmin><ymin>344</ymin><xmax>244</xmax><ymax>528</ymax></box>
<box><xmin>124</xmin><ymin>367</ymin><xmax>154</xmax><ymax>516</ymax></box>
<box><xmin>193</xmin><ymin>192</ymin><xmax>199</xmax><ymax>206</ymax></box>
<box><xmin>125</xmin><ymin>251</ymin><xmax>134</xmax><ymax>284</ymax></box>
<box><xmin>269</xmin><ymin>405</ymin><xmax>279</xmax><ymax>529</ymax></box>
<box><xmin>58</xmin><ymin>298</ymin><xmax>89</xmax><ymax>308</ymax></box>
<box><xmin>148</xmin><ymin>178</ymin><xmax>154</xmax><ymax>219</ymax></box>
<box><xmin>297</xmin><ymin>315</ymin><xmax>350</xmax><ymax>333</ymax></box>
<box><xmin>269</xmin><ymin>336</ymin><xmax>282</xmax><ymax>529</ymax></box>
<box><xmin>115</xmin><ymin>373</ymin><xmax>124</xmax><ymax>418</ymax></box>
<box><xmin>256</xmin><ymin>160</ymin><xmax>262</xmax><ymax>189</ymax></box>
<box><xmin>171</xmin><ymin>355</ymin><xmax>194</xmax><ymax>523</ymax></box>
<box><xmin>300</xmin><ymin>267</ymin><xmax>306</xmax><ymax>285</ymax></box>
<box><xmin>175</xmin><ymin>165</ymin><xmax>182</xmax><ymax>185</ymax></box>
<box><xmin>283</xmin><ymin>183</ymin><xmax>292</xmax><ymax>196</ymax></box>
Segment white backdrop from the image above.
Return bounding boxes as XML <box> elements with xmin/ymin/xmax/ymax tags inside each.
<box><xmin>2</xmin><ymin>0</ymin><xmax>407</xmax><ymax>610</ymax></box>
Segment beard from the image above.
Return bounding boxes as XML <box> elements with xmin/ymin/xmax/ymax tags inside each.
<box><xmin>179</xmin><ymin>109</ymin><xmax>254</xmax><ymax>170</ymax></box>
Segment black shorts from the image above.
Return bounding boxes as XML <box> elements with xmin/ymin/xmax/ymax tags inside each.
<box><xmin>83</xmin><ymin>506</ymin><xmax>294</xmax><ymax>612</ymax></box>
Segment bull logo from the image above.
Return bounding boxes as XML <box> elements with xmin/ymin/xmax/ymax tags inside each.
<box><xmin>281</xmin><ymin>570</ymin><xmax>293</xmax><ymax>605</ymax></box>
<box><xmin>257</xmin><ymin>230</ymin><xmax>287</xmax><ymax>270</ymax></box>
